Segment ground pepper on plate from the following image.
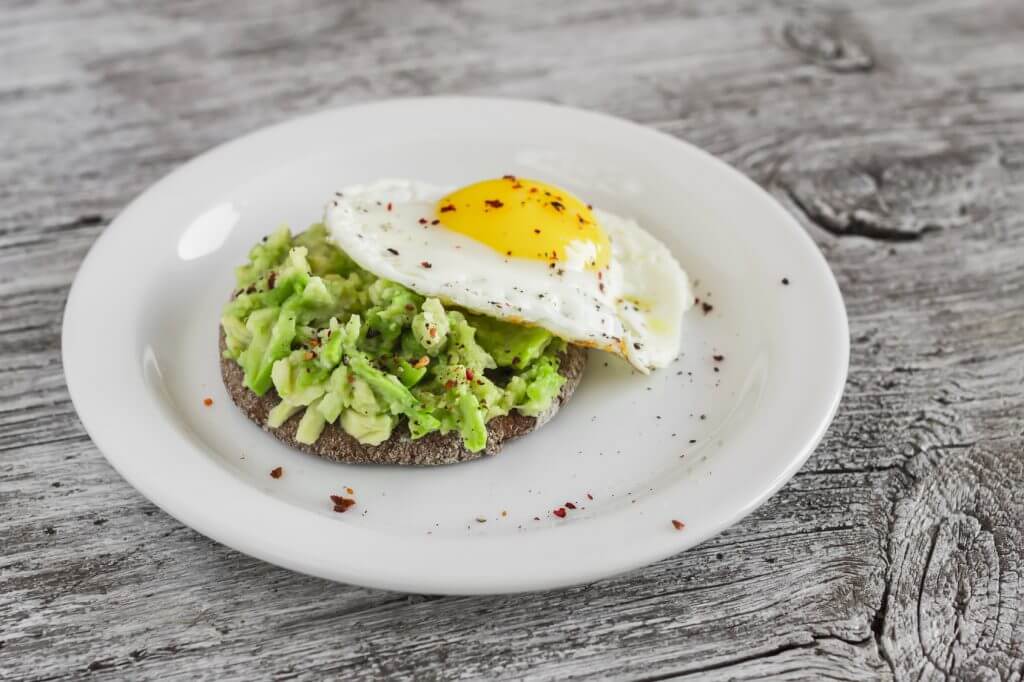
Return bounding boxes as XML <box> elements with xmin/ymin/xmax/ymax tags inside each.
<box><xmin>330</xmin><ymin>494</ymin><xmax>356</xmax><ymax>513</ymax></box>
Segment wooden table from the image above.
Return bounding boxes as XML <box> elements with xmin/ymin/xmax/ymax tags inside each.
<box><xmin>3</xmin><ymin>1</ymin><xmax>1022</xmax><ymax>679</ymax></box>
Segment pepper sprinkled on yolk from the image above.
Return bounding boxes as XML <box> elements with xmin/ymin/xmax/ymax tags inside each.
<box><xmin>435</xmin><ymin>177</ymin><xmax>611</xmax><ymax>271</ymax></box>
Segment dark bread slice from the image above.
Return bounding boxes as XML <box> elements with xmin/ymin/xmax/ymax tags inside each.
<box><xmin>219</xmin><ymin>329</ymin><xmax>587</xmax><ymax>465</ymax></box>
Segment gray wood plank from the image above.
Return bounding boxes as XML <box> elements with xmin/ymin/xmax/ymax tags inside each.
<box><xmin>2</xmin><ymin>0</ymin><xmax>1023</xmax><ymax>679</ymax></box>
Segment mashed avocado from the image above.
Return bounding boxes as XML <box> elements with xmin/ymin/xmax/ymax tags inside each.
<box><xmin>221</xmin><ymin>224</ymin><xmax>567</xmax><ymax>452</ymax></box>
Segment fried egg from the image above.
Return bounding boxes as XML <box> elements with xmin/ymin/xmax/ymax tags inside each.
<box><xmin>325</xmin><ymin>177</ymin><xmax>692</xmax><ymax>372</ymax></box>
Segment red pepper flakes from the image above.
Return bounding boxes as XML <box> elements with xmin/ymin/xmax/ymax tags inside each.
<box><xmin>553</xmin><ymin>508</ymin><xmax>567</xmax><ymax>518</ymax></box>
<box><xmin>405</xmin><ymin>303</ymin><xmax>415</xmax><ymax>311</ymax></box>
<box><xmin>565</xmin><ymin>502</ymin><xmax>577</xmax><ymax>510</ymax></box>
<box><xmin>202</xmin><ymin>397</ymin><xmax>213</xmax><ymax>407</ymax></box>
<box><xmin>330</xmin><ymin>495</ymin><xmax>356</xmax><ymax>513</ymax></box>
<box><xmin>701</xmin><ymin>302</ymin><xmax>714</xmax><ymax>314</ymax></box>
<box><xmin>484</xmin><ymin>199</ymin><xmax>504</xmax><ymax>209</ymax></box>
<box><xmin>444</xmin><ymin>380</ymin><xmax>456</xmax><ymax>390</ymax></box>
<box><xmin>550</xmin><ymin>200</ymin><xmax>565</xmax><ymax>212</ymax></box>
<box><xmin>346</xmin><ymin>487</ymin><xmax>354</xmax><ymax>495</ymax></box>
<box><xmin>671</xmin><ymin>519</ymin><xmax>685</xmax><ymax>530</ymax></box>
<box><xmin>501</xmin><ymin>510</ymin><xmax>508</xmax><ymax>517</ymax></box>
<box><xmin>420</xmin><ymin>261</ymin><xmax>433</xmax><ymax>269</ymax></box>
<box><xmin>712</xmin><ymin>354</ymin><xmax>724</xmax><ymax>362</ymax></box>
<box><xmin>465</xmin><ymin>369</ymin><xmax>475</xmax><ymax>381</ymax></box>
<box><xmin>269</xmin><ymin>467</ymin><xmax>283</xmax><ymax>479</ymax></box>
<box><xmin>440</xmin><ymin>204</ymin><xmax>456</xmax><ymax>213</ymax></box>
<box><xmin>431</xmin><ymin>219</ymin><xmax>440</xmax><ymax>225</ymax></box>
<box><xmin>502</xmin><ymin>174</ymin><xmax>516</xmax><ymax>181</ymax></box>
<box><xmin>267</xmin><ymin>271</ymin><xmax>277</xmax><ymax>289</ymax></box>
<box><xmin>418</xmin><ymin>218</ymin><xmax>428</xmax><ymax>225</ymax></box>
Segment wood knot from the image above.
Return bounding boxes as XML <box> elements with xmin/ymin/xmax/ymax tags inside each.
<box><xmin>779</xmin><ymin>142</ymin><xmax>1000</xmax><ymax>242</ymax></box>
<box><xmin>783</xmin><ymin>20</ymin><xmax>874</xmax><ymax>73</ymax></box>
<box><xmin>881</xmin><ymin>448</ymin><xmax>1023</xmax><ymax>678</ymax></box>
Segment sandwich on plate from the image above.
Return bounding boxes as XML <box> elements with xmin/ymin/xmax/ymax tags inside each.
<box><xmin>219</xmin><ymin>177</ymin><xmax>692</xmax><ymax>465</ymax></box>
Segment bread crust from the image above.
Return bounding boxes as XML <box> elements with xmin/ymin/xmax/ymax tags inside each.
<box><xmin>219</xmin><ymin>329</ymin><xmax>587</xmax><ymax>465</ymax></box>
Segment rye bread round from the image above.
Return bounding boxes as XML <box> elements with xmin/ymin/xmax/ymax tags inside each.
<box><xmin>219</xmin><ymin>328</ymin><xmax>587</xmax><ymax>465</ymax></box>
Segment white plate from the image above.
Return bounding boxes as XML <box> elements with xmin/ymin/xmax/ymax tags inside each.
<box><xmin>63</xmin><ymin>97</ymin><xmax>848</xmax><ymax>594</ymax></box>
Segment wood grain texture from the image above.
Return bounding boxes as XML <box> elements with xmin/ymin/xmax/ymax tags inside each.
<box><xmin>2</xmin><ymin>0</ymin><xmax>1023</xmax><ymax>679</ymax></box>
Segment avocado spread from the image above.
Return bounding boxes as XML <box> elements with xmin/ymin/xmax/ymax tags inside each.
<box><xmin>221</xmin><ymin>224</ymin><xmax>567</xmax><ymax>452</ymax></box>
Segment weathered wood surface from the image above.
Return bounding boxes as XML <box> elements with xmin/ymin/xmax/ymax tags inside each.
<box><xmin>2</xmin><ymin>0</ymin><xmax>1023</xmax><ymax>679</ymax></box>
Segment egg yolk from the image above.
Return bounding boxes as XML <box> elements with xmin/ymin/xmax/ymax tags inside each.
<box><xmin>435</xmin><ymin>177</ymin><xmax>610</xmax><ymax>270</ymax></box>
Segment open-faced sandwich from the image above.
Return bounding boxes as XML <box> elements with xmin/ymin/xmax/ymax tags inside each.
<box><xmin>220</xmin><ymin>177</ymin><xmax>692</xmax><ymax>465</ymax></box>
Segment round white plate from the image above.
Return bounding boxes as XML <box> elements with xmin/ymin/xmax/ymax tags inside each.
<box><xmin>63</xmin><ymin>97</ymin><xmax>848</xmax><ymax>594</ymax></box>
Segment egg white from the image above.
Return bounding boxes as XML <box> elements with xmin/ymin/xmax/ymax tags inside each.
<box><xmin>324</xmin><ymin>179</ymin><xmax>692</xmax><ymax>372</ymax></box>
